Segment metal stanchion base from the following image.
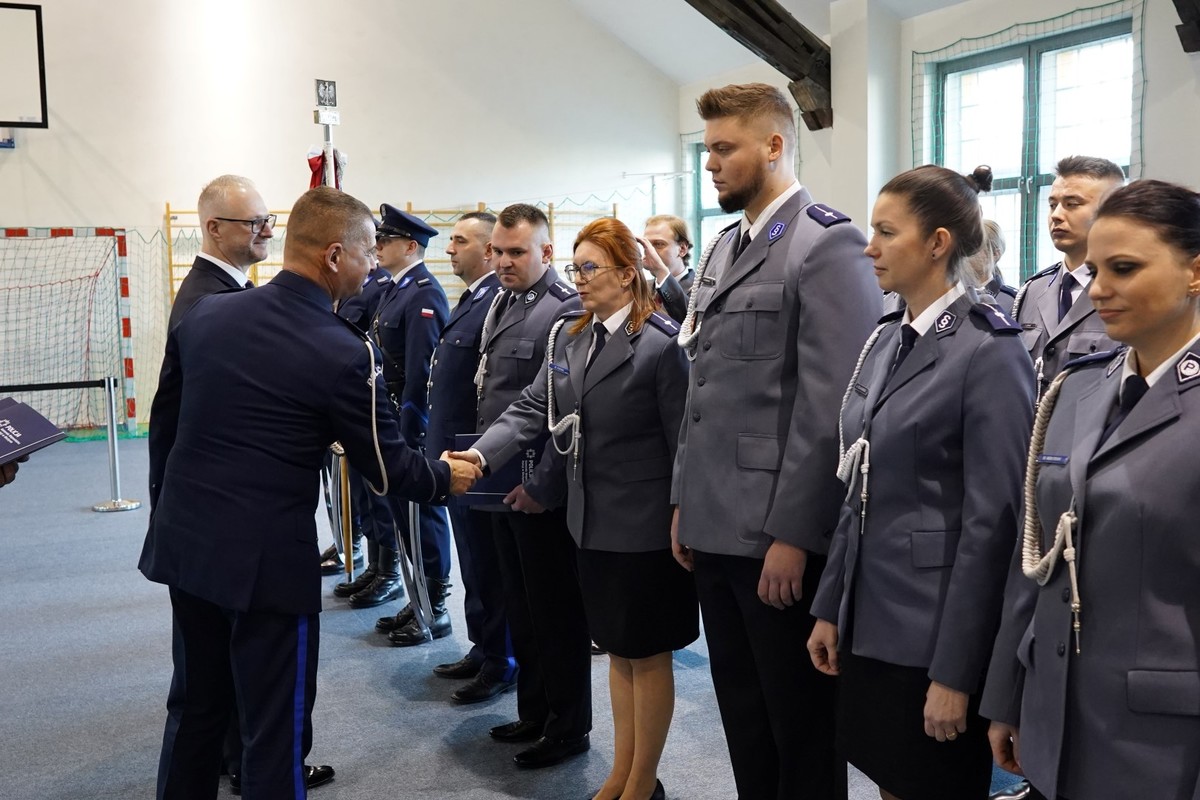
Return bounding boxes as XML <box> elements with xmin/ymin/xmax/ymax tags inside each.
<box><xmin>93</xmin><ymin>498</ymin><xmax>142</xmax><ymax>512</ymax></box>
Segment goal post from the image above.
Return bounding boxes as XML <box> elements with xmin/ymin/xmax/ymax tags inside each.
<box><xmin>0</xmin><ymin>226</ymin><xmax>137</xmax><ymax>434</ymax></box>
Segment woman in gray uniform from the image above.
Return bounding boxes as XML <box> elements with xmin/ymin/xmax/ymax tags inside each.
<box><xmin>807</xmin><ymin>164</ymin><xmax>1035</xmax><ymax>800</ymax></box>
<box><xmin>462</xmin><ymin>217</ymin><xmax>695</xmax><ymax>800</ymax></box>
<box><xmin>982</xmin><ymin>179</ymin><xmax>1200</xmax><ymax>800</ymax></box>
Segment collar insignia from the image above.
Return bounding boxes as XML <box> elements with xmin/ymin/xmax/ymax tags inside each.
<box><xmin>935</xmin><ymin>310</ymin><xmax>956</xmax><ymax>333</ymax></box>
<box><xmin>1178</xmin><ymin>351</ymin><xmax>1200</xmax><ymax>384</ymax></box>
<box><xmin>525</xmin><ymin>290</ymin><xmax>538</xmax><ymax>304</ymax></box>
<box><xmin>767</xmin><ymin>221</ymin><xmax>787</xmax><ymax>241</ymax></box>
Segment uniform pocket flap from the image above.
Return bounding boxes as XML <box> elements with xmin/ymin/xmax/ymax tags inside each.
<box><xmin>499</xmin><ymin>338</ymin><xmax>536</xmax><ymax>360</ymax></box>
<box><xmin>446</xmin><ymin>335</ymin><xmax>476</xmax><ymax>348</ymax></box>
<box><xmin>736</xmin><ymin>434</ymin><xmax>781</xmax><ymax>470</ymax></box>
<box><xmin>1066</xmin><ymin>330</ymin><xmax>1109</xmax><ymax>356</ymax></box>
<box><xmin>1127</xmin><ymin>670</ymin><xmax>1200</xmax><ymax>716</ymax></box>
<box><xmin>618</xmin><ymin>455</ymin><xmax>673</xmax><ymax>482</ymax></box>
<box><xmin>910</xmin><ymin>530</ymin><xmax>960</xmax><ymax>568</ymax></box>
<box><xmin>724</xmin><ymin>282</ymin><xmax>784</xmax><ymax>314</ymax></box>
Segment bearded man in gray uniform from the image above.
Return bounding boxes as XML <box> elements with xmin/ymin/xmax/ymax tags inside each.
<box><xmin>670</xmin><ymin>83</ymin><xmax>881</xmax><ymax>800</ymax></box>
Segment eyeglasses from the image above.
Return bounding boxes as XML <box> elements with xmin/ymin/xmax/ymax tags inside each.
<box><xmin>564</xmin><ymin>261</ymin><xmax>624</xmax><ymax>283</ymax></box>
<box><xmin>215</xmin><ymin>215</ymin><xmax>277</xmax><ymax>234</ymax></box>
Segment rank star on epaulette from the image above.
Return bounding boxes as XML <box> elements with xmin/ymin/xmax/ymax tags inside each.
<box><xmin>1177</xmin><ymin>351</ymin><xmax>1200</xmax><ymax>384</ymax></box>
<box><xmin>935</xmin><ymin>310</ymin><xmax>956</xmax><ymax>333</ymax></box>
<box><xmin>525</xmin><ymin>290</ymin><xmax>538</xmax><ymax>304</ymax></box>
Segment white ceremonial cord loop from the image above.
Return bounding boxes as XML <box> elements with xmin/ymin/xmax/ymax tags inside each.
<box><xmin>677</xmin><ymin>230</ymin><xmax>727</xmax><ymax>356</ymax></box>
<box><xmin>1020</xmin><ymin>369</ymin><xmax>1084</xmax><ymax>651</ymax></box>
<box><xmin>473</xmin><ymin>290</ymin><xmax>507</xmax><ymax>403</ymax></box>
<box><xmin>834</xmin><ymin>323</ymin><xmax>888</xmax><ymax>531</ymax></box>
<box><xmin>544</xmin><ymin>318</ymin><xmax>583</xmax><ymax>481</ymax></box>
<box><xmin>1010</xmin><ymin>279</ymin><xmax>1032</xmax><ymax>321</ymax></box>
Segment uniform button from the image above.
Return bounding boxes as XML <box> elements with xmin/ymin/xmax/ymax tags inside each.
<box><xmin>692</xmin><ymin>412</ymin><xmax>701</xmax><ymax>422</ymax></box>
<box><xmin>511</xmin><ymin>347</ymin><xmax>517</xmax><ymax>354</ymax></box>
<box><xmin>747</xmin><ymin>299</ymin><xmax>755</xmax><ymax>309</ymax></box>
<box><xmin>1061</xmin><ymin>588</ymin><xmax>1071</xmax><ymax>602</ymax></box>
<box><xmin>1057</xmin><ymin>642</ymin><xmax>1066</xmax><ymax>657</ymax></box>
<box><xmin>697</xmin><ymin>377</ymin><xmax>706</xmax><ymax>386</ymax></box>
<box><xmin>1089</xmin><ymin>343</ymin><xmax>1097</xmax><ymax>352</ymax></box>
<box><xmin>1046</xmin><ymin>345</ymin><xmax>1057</xmax><ymax>356</ymax></box>
<box><xmin>713</xmin><ymin>301</ymin><xmax>723</xmax><ymax>312</ymax></box>
<box><xmin>703</xmin><ymin>341</ymin><xmax>712</xmax><ymax>351</ymax></box>
<box><xmin>455</xmin><ymin>338</ymin><xmax>462</xmax><ymax>345</ymax></box>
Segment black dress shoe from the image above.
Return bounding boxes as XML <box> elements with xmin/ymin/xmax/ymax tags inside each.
<box><xmin>452</xmin><ymin>672</ymin><xmax>516</xmax><ymax>704</ymax></box>
<box><xmin>587</xmin><ymin>779</ymin><xmax>664</xmax><ymax>800</ymax></box>
<box><xmin>333</xmin><ymin>566</ymin><xmax>376</xmax><ymax>598</ymax></box>
<box><xmin>489</xmin><ymin>719</ymin><xmax>544</xmax><ymax>742</ymax></box>
<box><xmin>230</xmin><ymin>763</ymin><xmax>335</xmax><ymax>794</ymax></box>
<box><xmin>433</xmin><ymin>654</ymin><xmax>482</xmax><ymax>679</ymax></box>
<box><xmin>590</xmin><ymin>641</ymin><xmax>606</xmax><ymax>655</ymax></box>
<box><xmin>990</xmin><ymin>782</ymin><xmax>1031</xmax><ymax>800</ymax></box>
<box><xmin>513</xmin><ymin>734</ymin><xmax>590</xmax><ymax>768</ymax></box>
<box><xmin>388</xmin><ymin>611</ymin><xmax>452</xmax><ymax>646</ymax></box>
<box><xmin>375</xmin><ymin>604</ymin><xmax>415</xmax><ymax>633</ymax></box>
<box><xmin>347</xmin><ymin>575</ymin><xmax>403</xmax><ymax>608</ymax></box>
<box><xmin>320</xmin><ymin>549</ymin><xmax>363</xmax><ymax>576</ymax></box>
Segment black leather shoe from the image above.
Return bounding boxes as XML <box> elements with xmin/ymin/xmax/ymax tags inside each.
<box><xmin>513</xmin><ymin>734</ymin><xmax>590</xmax><ymax>768</ymax></box>
<box><xmin>333</xmin><ymin>565</ymin><xmax>376</xmax><ymax>598</ymax></box>
<box><xmin>590</xmin><ymin>641</ymin><xmax>606</xmax><ymax>655</ymax></box>
<box><xmin>990</xmin><ymin>782</ymin><xmax>1031</xmax><ymax>800</ymax></box>
<box><xmin>433</xmin><ymin>655</ymin><xmax>482</xmax><ymax>679</ymax></box>
<box><xmin>320</xmin><ymin>548</ymin><xmax>363</xmax><ymax>576</ymax></box>
<box><xmin>375</xmin><ymin>604</ymin><xmax>415</xmax><ymax>633</ymax></box>
<box><xmin>348</xmin><ymin>575</ymin><xmax>403</xmax><ymax>608</ymax></box>
<box><xmin>230</xmin><ymin>763</ymin><xmax>335</xmax><ymax>794</ymax></box>
<box><xmin>452</xmin><ymin>672</ymin><xmax>516</xmax><ymax>704</ymax></box>
<box><xmin>489</xmin><ymin>719</ymin><xmax>544</xmax><ymax>742</ymax></box>
<box><xmin>388</xmin><ymin>612</ymin><xmax>452</xmax><ymax>646</ymax></box>
<box><xmin>651</xmin><ymin>779</ymin><xmax>665</xmax><ymax>800</ymax></box>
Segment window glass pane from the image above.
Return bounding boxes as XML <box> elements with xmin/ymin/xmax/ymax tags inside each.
<box><xmin>942</xmin><ymin>59</ymin><xmax>1025</xmax><ymax>177</ymax></box>
<box><xmin>977</xmin><ymin>189</ymin><xmax>1023</xmax><ymax>288</ymax></box>
<box><xmin>1038</xmin><ymin>35</ymin><xmax>1132</xmax><ymax>173</ymax></box>
<box><xmin>698</xmin><ymin>214</ymin><xmax>740</xmax><ymax>252</ymax></box>
<box><xmin>1035</xmin><ymin>184</ymin><xmax>1058</xmax><ymax>270</ymax></box>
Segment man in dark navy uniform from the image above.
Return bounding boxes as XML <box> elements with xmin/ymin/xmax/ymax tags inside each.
<box><xmin>418</xmin><ymin>211</ymin><xmax>518</xmax><ymax>703</ymax></box>
<box><xmin>140</xmin><ymin>186</ymin><xmax>478</xmax><ymax>800</ymax></box>
<box><xmin>352</xmin><ymin>205</ymin><xmax>456</xmax><ymax>650</ymax></box>
<box><xmin>170</xmin><ymin>175</ymin><xmax>274</xmax><ymax>330</ymax></box>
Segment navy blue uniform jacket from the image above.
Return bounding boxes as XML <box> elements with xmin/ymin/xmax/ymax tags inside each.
<box><xmin>140</xmin><ymin>270</ymin><xmax>451</xmax><ymax>616</ymax></box>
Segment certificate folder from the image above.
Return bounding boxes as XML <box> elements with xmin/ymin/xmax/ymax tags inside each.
<box><xmin>0</xmin><ymin>398</ymin><xmax>67</xmax><ymax>463</ymax></box>
<box><xmin>453</xmin><ymin>433</ymin><xmax>541</xmax><ymax>506</ymax></box>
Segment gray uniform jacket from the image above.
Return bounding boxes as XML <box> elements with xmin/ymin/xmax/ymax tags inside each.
<box><xmin>980</xmin><ymin>347</ymin><xmax>1200</xmax><ymax>800</ymax></box>
<box><xmin>473</xmin><ymin>311</ymin><xmax>689</xmax><ymax>552</ymax></box>
<box><xmin>810</xmin><ymin>295</ymin><xmax>1034</xmax><ymax>694</ymax></box>
<box><xmin>1015</xmin><ymin>263</ymin><xmax>1116</xmax><ymax>392</ymax></box>
<box><xmin>474</xmin><ymin>268</ymin><xmax>580</xmax><ymax>511</ymax></box>
<box><xmin>672</xmin><ymin>189</ymin><xmax>881</xmax><ymax>557</ymax></box>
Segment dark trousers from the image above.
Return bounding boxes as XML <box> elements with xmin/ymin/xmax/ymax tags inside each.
<box><xmin>157</xmin><ymin>587</ymin><xmax>318</xmax><ymax>800</ymax></box>
<box><xmin>692</xmin><ymin>550</ymin><xmax>845</xmax><ymax>800</ymax></box>
<box><xmin>491</xmin><ymin>507</ymin><xmax>591</xmax><ymax>739</ymax></box>
<box><xmin>450</xmin><ymin>502</ymin><xmax>517</xmax><ymax>681</ymax></box>
<box><xmin>359</xmin><ymin>489</ymin><xmax>452</xmax><ymax>579</ymax></box>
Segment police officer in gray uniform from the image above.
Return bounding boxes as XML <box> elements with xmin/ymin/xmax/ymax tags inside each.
<box><xmin>1013</xmin><ymin>156</ymin><xmax>1124</xmax><ymax>397</ymax></box>
<box><xmin>468</xmin><ymin>204</ymin><xmax>589</xmax><ymax>769</ymax></box>
<box><xmin>983</xmin><ymin>180</ymin><xmax>1200</xmax><ymax>800</ymax></box>
<box><xmin>808</xmin><ymin>166</ymin><xmax>1035</xmax><ymax>800</ymax></box>
<box><xmin>671</xmin><ymin>83</ymin><xmax>881</xmax><ymax>800</ymax></box>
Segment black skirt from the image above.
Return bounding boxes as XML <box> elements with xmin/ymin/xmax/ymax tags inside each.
<box><xmin>836</xmin><ymin>650</ymin><xmax>992</xmax><ymax>800</ymax></box>
<box><xmin>575</xmin><ymin>546</ymin><xmax>699</xmax><ymax>659</ymax></box>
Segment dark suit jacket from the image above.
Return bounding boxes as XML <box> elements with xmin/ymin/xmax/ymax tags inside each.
<box><xmin>474</xmin><ymin>311</ymin><xmax>689</xmax><ymax>552</ymax></box>
<box><xmin>169</xmin><ymin>256</ymin><xmax>246</xmax><ymax>330</ymax></box>
<box><xmin>337</xmin><ymin>268</ymin><xmax>392</xmax><ymax>332</ymax></box>
<box><xmin>140</xmin><ymin>270</ymin><xmax>451</xmax><ymax>616</ymax></box>
<box><xmin>655</xmin><ymin>268</ymin><xmax>695</xmax><ymax>323</ymax></box>
<box><xmin>371</xmin><ymin>262</ymin><xmax>449</xmax><ymax>449</ymax></box>
<box><xmin>427</xmin><ymin>273</ymin><xmax>502</xmax><ymax>457</ymax></box>
<box><xmin>981</xmin><ymin>347</ymin><xmax>1200</xmax><ymax>800</ymax></box>
<box><xmin>810</xmin><ymin>294</ymin><xmax>1034</xmax><ymax>694</ymax></box>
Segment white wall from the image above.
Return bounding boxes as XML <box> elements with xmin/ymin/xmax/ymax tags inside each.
<box><xmin>899</xmin><ymin>0</ymin><xmax>1200</xmax><ymax>188</ymax></box>
<box><xmin>0</xmin><ymin>0</ymin><xmax>680</xmax><ymax>227</ymax></box>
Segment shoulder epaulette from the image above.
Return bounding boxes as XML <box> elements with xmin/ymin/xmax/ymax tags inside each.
<box><xmin>334</xmin><ymin>313</ymin><xmax>369</xmax><ymax>342</ymax></box>
<box><xmin>645</xmin><ymin>311</ymin><xmax>680</xmax><ymax>336</ymax></box>
<box><xmin>970</xmin><ymin>302</ymin><xmax>1021</xmax><ymax>334</ymax></box>
<box><xmin>1026</xmin><ymin>263</ymin><xmax>1061</xmax><ymax>283</ymax></box>
<box><xmin>558</xmin><ymin>309</ymin><xmax>587</xmax><ymax>320</ymax></box>
<box><xmin>549</xmin><ymin>281</ymin><xmax>577</xmax><ymax>300</ymax></box>
<box><xmin>997</xmin><ymin>284</ymin><xmax>1017</xmax><ymax>298</ymax></box>
<box><xmin>375</xmin><ymin>273</ymin><xmax>392</xmax><ymax>285</ymax></box>
<box><xmin>416</xmin><ymin>277</ymin><xmax>432</xmax><ymax>286</ymax></box>
<box><xmin>806</xmin><ymin>203</ymin><xmax>851</xmax><ymax>228</ymax></box>
<box><xmin>1064</xmin><ymin>346</ymin><xmax>1126</xmax><ymax>373</ymax></box>
<box><xmin>878</xmin><ymin>309</ymin><xmax>904</xmax><ymax>324</ymax></box>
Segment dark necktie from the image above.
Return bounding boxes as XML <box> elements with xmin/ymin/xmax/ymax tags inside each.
<box><xmin>1057</xmin><ymin>272</ymin><xmax>1076</xmax><ymax>322</ymax></box>
<box><xmin>732</xmin><ymin>229</ymin><xmax>751</xmax><ymax>263</ymax></box>
<box><xmin>1098</xmin><ymin>374</ymin><xmax>1149</xmax><ymax>446</ymax></box>
<box><xmin>886</xmin><ymin>324</ymin><xmax>918</xmax><ymax>386</ymax></box>
<box><xmin>456</xmin><ymin>290</ymin><xmax>471</xmax><ymax>311</ymax></box>
<box><xmin>497</xmin><ymin>290</ymin><xmax>515</xmax><ymax>319</ymax></box>
<box><xmin>243</xmin><ymin>279</ymin><xmax>254</xmax><ymax>289</ymax></box>
<box><xmin>586</xmin><ymin>322</ymin><xmax>608</xmax><ymax>373</ymax></box>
